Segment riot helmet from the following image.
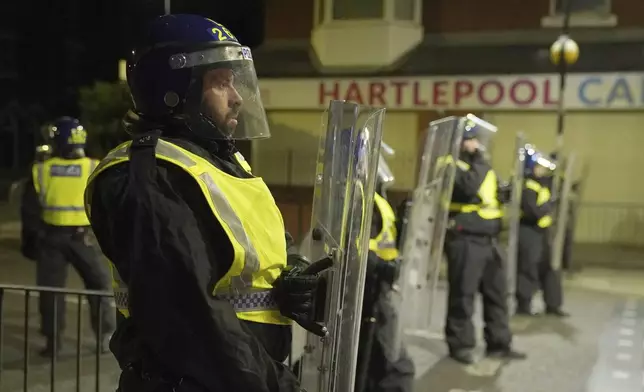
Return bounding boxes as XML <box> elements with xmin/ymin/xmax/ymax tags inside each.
<box><xmin>461</xmin><ymin>114</ymin><xmax>497</xmax><ymax>156</ymax></box>
<box><xmin>49</xmin><ymin>117</ymin><xmax>87</xmax><ymax>158</ymax></box>
<box><xmin>126</xmin><ymin>14</ymin><xmax>270</xmax><ymax>142</ymax></box>
<box><xmin>34</xmin><ymin>144</ymin><xmax>52</xmax><ymax>163</ymax></box>
<box><xmin>524</xmin><ymin>144</ymin><xmax>556</xmax><ymax>177</ymax></box>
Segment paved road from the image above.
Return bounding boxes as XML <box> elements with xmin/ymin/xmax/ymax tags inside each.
<box><xmin>3</xmin><ymin>220</ymin><xmax>644</xmax><ymax>391</ymax></box>
<box><xmin>410</xmin><ymin>284</ymin><xmax>643</xmax><ymax>392</ymax></box>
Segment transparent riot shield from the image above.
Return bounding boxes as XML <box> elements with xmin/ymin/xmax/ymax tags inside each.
<box><xmin>298</xmin><ymin>100</ymin><xmax>385</xmax><ymax>392</ymax></box>
<box><xmin>551</xmin><ymin>152</ymin><xmax>577</xmax><ymax>271</ymax></box>
<box><xmin>505</xmin><ymin>133</ymin><xmax>526</xmax><ymax>313</ymax></box>
<box><xmin>389</xmin><ymin>116</ymin><xmax>466</xmax><ymax>361</ymax></box>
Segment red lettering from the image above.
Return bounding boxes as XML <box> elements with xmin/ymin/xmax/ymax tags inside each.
<box><xmin>478</xmin><ymin>81</ymin><xmax>504</xmax><ymax>106</ymax></box>
<box><xmin>391</xmin><ymin>81</ymin><xmax>409</xmax><ymax>106</ymax></box>
<box><xmin>369</xmin><ymin>82</ymin><xmax>386</xmax><ymax>106</ymax></box>
<box><xmin>432</xmin><ymin>81</ymin><xmax>448</xmax><ymax>106</ymax></box>
<box><xmin>454</xmin><ymin>80</ymin><xmax>474</xmax><ymax>105</ymax></box>
<box><xmin>319</xmin><ymin>82</ymin><xmax>339</xmax><ymax>105</ymax></box>
<box><xmin>344</xmin><ymin>82</ymin><xmax>364</xmax><ymax>104</ymax></box>
<box><xmin>413</xmin><ymin>82</ymin><xmax>427</xmax><ymax>106</ymax></box>
<box><xmin>509</xmin><ymin>80</ymin><xmax>537</xmax><ymax>105</ymax></box>
<box><xmin>544</xmin><ymin>79</ymin><xmax>559</xmax><ymax>105</ymax></box>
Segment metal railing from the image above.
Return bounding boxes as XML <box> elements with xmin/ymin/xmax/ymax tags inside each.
<box><xmin>0</xmin><ymin>284</ymin><xmax>115</xmax><ymax>392</ymax></box>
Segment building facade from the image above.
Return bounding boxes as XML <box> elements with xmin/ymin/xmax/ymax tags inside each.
<box><xmin>253</xmin><ymin>0</ymin><xmax>644</xmax><ymax>244</ymax></box>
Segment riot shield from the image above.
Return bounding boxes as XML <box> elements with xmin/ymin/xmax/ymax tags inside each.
<box><xmin>505</xmin><ymin>133</ymin><xmax>526</xmax><ymax>313</ymax></box>
<box><xmin>297</xmin><ymin>100</ymin><xmax>385</xmax><ymax>392</ymax></box>
<box><xmin>390</xmin><ymin>116</ymin><xmax>466</xmax><ymax>361</ymax></box>
<box><xmin>551</xmin><ymin>152</ymin><xmax>577</xmax><ymax>271</ymax></box>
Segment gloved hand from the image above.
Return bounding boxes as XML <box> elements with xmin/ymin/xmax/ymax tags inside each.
<box><xmin>497</xmin><ymin>183</ymin><xmax>512</xmax><ymax>204</ymax></box>
<box><xmin>273</xmin><ymin>255</ymin><xmax>333</xmax><ymax>337</ymax></box>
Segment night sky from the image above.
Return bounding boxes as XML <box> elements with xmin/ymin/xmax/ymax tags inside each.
<box><xmin>0</xmin><ymin>0</ymin><xmax>264</xmax><ymax>169</ymax></box>
<box><xmin>3</xmin><ymin>0</ymin><xmax>265</xmax><ymax>116</ymax></box>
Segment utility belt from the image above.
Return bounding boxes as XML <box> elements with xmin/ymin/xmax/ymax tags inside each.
<box><xmin>113</xmin><ymin>287</ymin><xmax>280</xmax><ymax>316</ymax></box>
<box><xmin>447</xmin><ymin>212</ymin><xmax>501</xmax><ymax>238</ymax></box>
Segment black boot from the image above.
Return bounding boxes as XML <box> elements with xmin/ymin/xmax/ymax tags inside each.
<box><xmin>546</xmin><ymin>308</ymin><xmax>570</xmax><ymax>318</ymax></box>
<box><xmin>449</xmin><ymin>349</ymin><xmax>475</xmax><ymax>364</ymax></box>
<box><xmin>39</xmin><ymin>337</ymin><xmax>62</xmax><ymax>358</ymax></box>
<box><xmin>486</xmin><ymin>347</ymin><xmax>527</xmax><ymax>360</ymax></box>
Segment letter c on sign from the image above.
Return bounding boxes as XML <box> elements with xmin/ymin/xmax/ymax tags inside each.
<box><xmin>578</xmin><ymin>77</ymin><xmax>601</xmax><ymax>106</ymax></box>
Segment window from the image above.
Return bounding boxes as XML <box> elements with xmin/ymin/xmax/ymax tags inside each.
<box><xmin>542</xmin><ymin>0</ymin><xmax>617</xmax><ymax>27</ymax></box>
<box><xmin>394</xmin><ymin>0</ymin><xmax>415</xmax><ymax>21</ymax></box>
<box><xmin>332</xmin><ymin>0</ymin><xmax>384</xmax><ymax>20</ymax></box>
<box><xmin>317</xmin><ymin>0</ymin><xmax>326</xmax><ymax>24</ymax></box>
<box><xmin>553</xmin><ymin>0</ymin><xmax>610</xmax><ymax>15</ymax></box>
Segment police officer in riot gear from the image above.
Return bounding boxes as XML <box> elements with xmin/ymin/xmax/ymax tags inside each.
<box><xmin>20</xmin><ymin>144</ymin><xmax>52</xmax><ymax>261</ymax></box>
<box><xmin>445</xmin><ymin>120</ymin><xmax>526</xmax><ymax>364</ymax></box>
<box><xmin>516</xmin><ymin>148</ymin><xmax>568</xmax><ymax>317</ymax></box>
<box><xmin>357</xmin><ymin>146</ymin><xmax>415</xmax><ymax>392</ymax></box>
<box><xmin>24</xmin><ymin>117</ymin><xmax>115</xmax><ymax>356</ymax></box>
<box><xmin>84</xmin><ymin>14</ymin><xmax>329</xmax><ymax>391</ymax></box>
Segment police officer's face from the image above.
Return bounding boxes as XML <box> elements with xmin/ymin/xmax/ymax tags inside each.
<box><xmin>534</xmin><ymin>165</ymin><xmax>548</xmax><ymax>177</ymax></box>
<box><xmin>201</xmin><ymin>68</ymin><xmax>243</xmax><ymax>135</ymax></box>
<box><xmin>462</xmin><ymin>138</ymin><xmax>479</xmax><ymax>153</ymax></box>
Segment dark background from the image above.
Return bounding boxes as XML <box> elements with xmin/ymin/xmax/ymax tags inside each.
<box><xmin>1</xmin><ymin>0</ymin><xmax>265</xmax><ymax>115</ymax></box>
<box><xmin>0</xmin><ymin>0</ymin><xmax>265</xmax><ymax>170</ymax></box>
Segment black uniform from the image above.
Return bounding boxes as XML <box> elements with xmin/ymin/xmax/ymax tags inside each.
<box><xmin>22</xmin><ymin>170</ymin><xmax>115</xmax><ymax>354</ymax></box>
<box><xmin>89</xmin><ymin>135</ymin><xmax>299</xmax><ymax>391</ymax></box>
<box><xmin>444</xmin><ymin>151</ymin><xmax>512</xmax><ymax>357</ymax></box>
<box><xmin>357</xmin><ymin>201</ymin><xmax>415</xmax><ymax>392</ymax></box>
<box><xmin>515</xmin><ymin>175</ymin><xmax>563</xmax><ymax>313</ymax></box>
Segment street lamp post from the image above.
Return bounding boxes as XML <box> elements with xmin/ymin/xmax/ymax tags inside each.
<box><xmin>549</xmin><ymin>0</ymin><xmax>579</xmax><ymax>198</ymax></box>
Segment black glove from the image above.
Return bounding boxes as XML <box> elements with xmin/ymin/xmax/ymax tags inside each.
<box><xmin>287</xmin><ymin>253</ymin><xmax>312</xmax><ymax>269</ymax></box>
<box><xmin>273</xmin><ymin>255</ymin><xmax>333</xmax><ymax>337</ymax></box>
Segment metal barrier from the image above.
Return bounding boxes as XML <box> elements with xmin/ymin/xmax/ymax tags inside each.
<box><xmin>0</xmin><ymin>284</ymin><xmax>114</xmax><ymax>392</ymax></box>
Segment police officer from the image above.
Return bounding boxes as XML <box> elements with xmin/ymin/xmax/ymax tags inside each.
<box><xmin>357</xmin><ymin>148</ymin><xmax>415</xmax><ymax>392</ymax></box>
<box><xmin>444</xmin><ymin>119</ymin><xmax>526</xmax><ymax>364</ymax></box>
<box><xmin>26</xmin><ymin>117</ymin><xmax>115</xmax><ymax>356</ymax></box>
<box><xmin>84</xmin><ymin>15</ymin><xmax>329</xmax><ymax>391</ymax></box>
<box><xmin>516</xmin><ymin>148</ymin><xmax>568</xmax><ymax>316</ymax></box>
<box><xmin>20</xmin><ymin>144</ymin><xmax>52</xmax><ymax>261</ymax></box>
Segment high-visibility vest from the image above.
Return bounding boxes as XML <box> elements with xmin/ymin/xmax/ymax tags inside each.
<box><xmin>369</xmin><ymin>193</ymin><xmax>400</xmax><ymax>261</ymax></box>
<box><xmin>449</xmin><ymin>160</ymin><xmax>503</xmax><ymax>220</ymax></box>
<box><xmin>32</xmin><ymin>157</ymin><xmax>98</xmax><ymax>226</ymax></box>
<box><xmin>524</xmin><ymin>178</ymin><xmax>553</xmax><ymax>229</ymax></box>
<box><xmin>84</xmin><ymin>139</ymin><xmax>291</xmax><ymax>326</ymax></box>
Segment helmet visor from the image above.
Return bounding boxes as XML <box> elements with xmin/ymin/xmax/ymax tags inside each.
<box><xmin>169</xmin><ymin>45</ymin><xmax>270</xmax><ymax>140</ymax></box>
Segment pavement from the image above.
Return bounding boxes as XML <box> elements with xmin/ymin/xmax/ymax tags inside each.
<box><xmin>3</xmin><ymin>218</ymin><xmax>644</xmax><ymax>391</ymax></box>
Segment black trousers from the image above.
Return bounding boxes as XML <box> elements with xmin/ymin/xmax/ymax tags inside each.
<box><xmin>515</xmin><ymin>225</ymin><xmax>563</xmax><ymax>311</ymax></box>
<box><xmin>37</xmin><ymin>226</ymin><xmax>115</xmax><ymax>343</ymax></box>
<box><xmin>444</xmin><ymin>233</ymin><xmax>512</xmax><ymax>352</ymax></box>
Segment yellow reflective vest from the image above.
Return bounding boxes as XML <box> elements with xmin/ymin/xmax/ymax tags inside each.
<box><xmin>449</xmin><ymin>160</ymin><xmax>503</xmax><ymax>220</ymax></box>
<box><xmin>32</xmin><ymin>157</ymin><xmax>98</xmax><ymax>226</ymax></box>
<box><xmin>369</xmin><ymin>193</ymin><xmax>400</xmax><ymax>261</ymax></box>
<box><xmin>84</xmin><ymin>138</ymin><xmax>291</xmax><ymax>326</ymax></box>
<box><xmin>524</xmin><ymin>178</ymin><xmax>553</xmax><ymax>229</ymax></box>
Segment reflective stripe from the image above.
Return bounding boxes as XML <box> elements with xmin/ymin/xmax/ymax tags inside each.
<box><xmin>112</xmin><ymin>286</ymin><xmax>276</xmax><ymax>313</ymax></box>
<box><xmin>42</xmin><ymin>206</ymin><xmax>85</xmax><ymax>211</ymax></box>
<box><xmin>95</xmin><ymin>140</ymin><xmax>261</xmax><ymax>293</ymax></box>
